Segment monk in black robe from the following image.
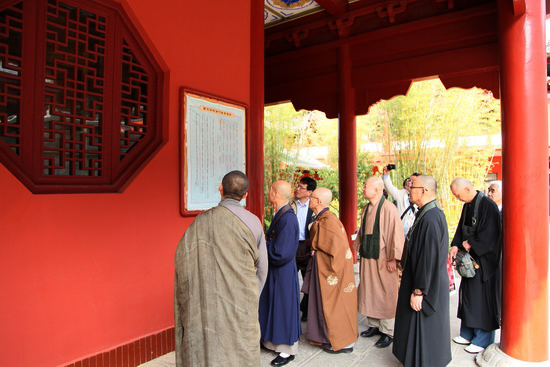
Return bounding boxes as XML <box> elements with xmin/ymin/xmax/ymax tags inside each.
<box><xmin>393</xmin><ymin>175</ymin><xmax>451</xmax><ymax>367</ymax></box>
<box><xmin>449</xmin><ymin>177</ymin><xmax>501</xmax><ymax>354</ymax></box>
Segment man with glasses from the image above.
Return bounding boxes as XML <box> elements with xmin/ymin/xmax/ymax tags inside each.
<box><xmin>302</xmin><ymin>187</ymin><xmax>358</xmax><ymax>353</ymax></box>
<box><xmin>393</xmin><ymin>175</ymin><xmax>452</xmax><ymax>367</ymax></box>
<box><xmin>354</xmin><ymin>176</ymin><xmax>404</xmax><ymax>348</ymax></box>
<box><xmin>290</xmin><ymin>176</ymin><xmax>317</xmax><ymax>322</ymax></box>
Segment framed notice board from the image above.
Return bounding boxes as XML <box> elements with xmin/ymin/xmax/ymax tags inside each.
<box><xmin>180</xmin><ymin>88</ymin><xmax>247</xmax><ymax>216</ymax></box>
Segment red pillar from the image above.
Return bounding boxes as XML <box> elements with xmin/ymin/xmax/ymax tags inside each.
<box><xmin>498</xmin><ymin>0</ymin><xmax>548</xmax><ymax>362</ymax></box>
<box><xmin>338</xmin><ymin>44</ymin><xmax>358</xmax><ymax>258</ymax></box>
<box><xmin>248</xmin><ymin>0</ymin><xmax>265</xmax><ymax>220</ymax></box>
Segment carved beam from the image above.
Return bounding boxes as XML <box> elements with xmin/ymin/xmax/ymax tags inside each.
<box><xmin>315</xmin><ymin>0</ymin><xmax>348</xmax><ymax>16</ymax></box>
<box><xmin>376</xmin><ymin>1</ymin><xmax>408</xmax><ymax>24</ymax></box>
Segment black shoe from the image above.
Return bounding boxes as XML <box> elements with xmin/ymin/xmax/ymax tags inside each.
<box><xmin>323</xmin><ymin>347</ymin><xmax>353</xmax><ymax>354</ymax></box>
<box><xmin>271</xmin><ymin>354</ymin><xmax>295</xmax><ymax>366</ymax></box>
<box><xmin>374</xmin><ymin>334</ymin><xmax>393</xmax><ymax>348</ymax></box>
<box><xmin>301</xmin><ymin>314</ymin><xmax>307</xmax><ymax>322</ymax></box>
<box><xmin>360</xmin><ymin>327</ymin><xmax>380</xmax><ymax>338</ymax></box>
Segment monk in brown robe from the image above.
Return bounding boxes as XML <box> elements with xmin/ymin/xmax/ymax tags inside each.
<box><xmin>354</xmin><ymin>176</ymin><xmax>404</xmax><ymax>348</ymax></box>
<box><xmin>302</xmin><ymin>187</ymin><xmax>358</xmax><ymax>353</ymax></box>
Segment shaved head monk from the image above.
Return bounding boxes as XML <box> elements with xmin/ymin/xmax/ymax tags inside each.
<box><xmin>174</xmin><ymin>170</ymin><xmax>268</xmax><ymax>367</ymax></box>
<box><xmin>302</xmin><ymin>187</ymin><xmax>358</xmax><ymax>353</ymax></box>
<box><xmin>354</xmin><ymin>176</ymin><xmax>404</xmax><ymax>348</ymax></box>
<box><xmin>449</xmin><ymin>177</ymin><xmax>502</xmax><ymax>354</ymax></box>
<box><xmin>259</xmin><ymin>180</ymin><xmax>302</xmax><ymax>366</ymax></box>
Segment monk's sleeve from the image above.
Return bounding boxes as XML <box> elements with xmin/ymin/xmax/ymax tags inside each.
<box><xmin>267</xmin><ymin>214</ymin><xmax>299</xmax><ymax>267</ymax></box>
<box><xmin>384</xmin><ymin>206</ymin><xmax>404</xmax><ymax>261</ymax></box>
<box><xmin>467</xmin><ymin>201</ymin><xmax>501</xmax><ymax>256</ymax></box>
<box><xmin>256</xmin><ymin>234</ymin><xmax>268</xmax><ymax>292</ymax></box>
<box><xmin>411</xmin><ymin>219</ymin><xmax>442</xmax><ymax>316</ymax></box>
<box><xmin>450</xmin><ymin>207</ymin><xmax>466</xmax><ymax>250</ymax></box>
<box><xmin>313</xmin><ymin>223</ymin><xmax>335</xmax><ymax>256</ymax></box>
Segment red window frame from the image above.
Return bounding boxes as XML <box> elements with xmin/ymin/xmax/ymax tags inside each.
<box><xmin>0</xmin><ymin>0</ymin><xmax>168</xmax><ymax>193</ymax></box>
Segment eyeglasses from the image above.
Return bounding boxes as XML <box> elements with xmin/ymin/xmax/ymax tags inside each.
<box><xmin>410</xmin><ymin>186</ymin><xmax>428</xmax><ymax>191</ymax></box>
<box><xmin>296</xmin><ymin>185</ymin><xmax>308</xmax><ymax>191</ymax></box>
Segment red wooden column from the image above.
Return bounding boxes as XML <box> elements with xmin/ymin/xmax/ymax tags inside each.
<box><xmin>248</xmin><ymin>0</ymin><xmax>265</xmax><ymax>220</ymax></box>
<box><xmin>338</xmin><ymin>43</ymin><xmax>358</xmax><ymax>257</ymax></box>
<box><xmin>497</xmin><ymin>0</ymin><xmax>548</xmax><ymax>362</ymax></box>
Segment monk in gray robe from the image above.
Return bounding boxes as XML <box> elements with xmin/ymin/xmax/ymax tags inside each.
<box><xmin>354</xmin><ymin>176</ymin><xmax>404</xmax><ymax>349</ymax></box>
<box><xmin>174</xmin><ymin>171</ymin><xmax>268</xmax><ymax>367</ymax></box>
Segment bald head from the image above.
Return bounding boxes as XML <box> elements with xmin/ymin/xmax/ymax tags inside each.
<box><xmin>363</xmin><ymin>176</ymin><xmax>384</xmax><ymax>202</ymax></box>
<box><xmin>450</xmin><ymin>177</ymin><xmax>476</xmax><ymax>203</ymax></box>
<box><xmin>367</xmin><ymin>176</ymin><xmax>384</xmax><ymax>189</ymax></box>
<box><xmin>315</xmin><ymin>188</ymin><xmax>332</xmax><ymax>207</ymax></box>
<box><xmin>309</xmin><ymin>187</ymin><xmax>332</xmax><ymax>214</ymax></box>
<box><xmin>272</xmin><ymin>180</ymin><xmax>292</xmax><ymax>200</ymax></box>
<box><xmin>409</xmin><ymin>175</ymin><xmax>437</xmax><ymax>207</ymax></box>
<box><xmin>417</xmin><ymin>175</ymin><xmax>437</xmax><ymax>192</ymax></box>
<box><xmin>450</xmin><ymin>177</ymin><xmax>473</xmax><ymax>191</ymax></box>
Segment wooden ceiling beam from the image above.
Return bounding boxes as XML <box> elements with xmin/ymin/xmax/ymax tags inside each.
<box><xmin>315</xmin><ymin>0</ymin><xmax>348</xmax><ymax>16</ymax></box>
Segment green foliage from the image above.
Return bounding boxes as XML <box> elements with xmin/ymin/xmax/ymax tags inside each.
<box><xmin>263</xmin><ymin>104</ymin><xmax>324</xmax><ymax>225</ymax></box>
<box><xmin>263</xmin><ymin>79</ymin><xmax>501</xmax><ymax>238</ymax></box>
<box><xmin>358</xmin><ymin>79</ymin><xmax>501</xmax><ymax>237</ymax></box>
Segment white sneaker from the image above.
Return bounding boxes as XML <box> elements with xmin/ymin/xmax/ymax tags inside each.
<box><xmin>464</xmin><ymin>344</ymin><xmax>485</xmax><ymax>354</ymax></box>
<box><xmin>452</xmin><ymin>336</ymin><xmax>471</xmax><ymax>345</ymax></box>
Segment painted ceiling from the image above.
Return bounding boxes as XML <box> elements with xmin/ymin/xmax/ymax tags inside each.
<box><xmin>264</xmin><ymin>0</ymin><xmax>320</xmax><ymax>26</ymax></box>
<box><xmin>265</xmin><ymin>0</ymin><xmax>357</xmax><ymax>27</ymax></box>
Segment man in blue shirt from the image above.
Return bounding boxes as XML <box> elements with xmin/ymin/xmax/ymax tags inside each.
<box><xmin>291</xmin><ymin>176</ymin><xmax>316</xmax><ymax>322</ymax></box>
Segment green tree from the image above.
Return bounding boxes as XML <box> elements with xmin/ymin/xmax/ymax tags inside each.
<box><xmin>358</xmin><ymin>79</ymin><xmax>501</xmax><ymax>235</ymax></box>
<box><xmin>263</xmin><ymin>104</ymin><xmax>324</xmax><ymax>227</ymax></box>
<box><xmin>263</xmin><ymin>79</ymin><xmax>501</xmax><ymax>237</ymax></box>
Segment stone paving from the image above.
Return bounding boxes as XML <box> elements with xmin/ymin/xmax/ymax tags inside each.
<box><xmin>141</xmin><ymin>272</ymin><xmax>500</xmax><ymax>367</ymax></box>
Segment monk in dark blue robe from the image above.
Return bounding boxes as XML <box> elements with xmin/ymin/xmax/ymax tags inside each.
<box><xmin>259</xmin><ymin>180</ymin><xmax>301</xmax><ymax>366</ymax></box>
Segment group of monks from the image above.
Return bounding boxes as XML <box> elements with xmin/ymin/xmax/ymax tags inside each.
<box><xmin>174</xmin><ymin>170</ymin><xmax>502</xmax><ymax>367</ymax></box>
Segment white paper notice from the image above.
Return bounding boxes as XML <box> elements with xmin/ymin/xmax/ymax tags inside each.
<box><xmin>185</xmin><ymin>95</ymin><xmax>246</xmax><ymax>211</ymax></box>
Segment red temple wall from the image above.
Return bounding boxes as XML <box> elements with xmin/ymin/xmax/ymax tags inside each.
<box><xmin>0</xmin><ymin>0</ymin><xmax>252</xmax><ymax>366</ymax></box>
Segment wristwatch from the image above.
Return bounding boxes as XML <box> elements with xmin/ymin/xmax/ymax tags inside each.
<box><xmin>412</xmin><ymin>289</ymin><xmax>423</xmax><ymax>296</ymax></box>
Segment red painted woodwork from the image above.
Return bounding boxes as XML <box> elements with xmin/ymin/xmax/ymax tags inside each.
<box><xmin>315</xmin><ymin>0</ymin><xmax>347</xmax><ymax>16</ymax></box>
<box><xmin>513</xmin><ymin>0</ymin><xmax>526</xmax><ymax>15</ymax></box>
<box><xmin>248</xmin><ymin>0</ymin><xmax>264</xmax><ymax>220</ymax></box>
<box><xmin>0</xmin><ymin>0</ymin><xmax>254</xmax><ymax>366</ymax></box>
<box><xmin>0</xmin><ymin>0</ymin><xmax>168</xmax><ymax>193</ymax></box>
<box><xmin>265</xmin><ymin>2</ymin><xmax>500</xmax><ymax>118</ymax></box>
<box><xmin>266</xmin><ymin>0</ymin><xmax>549</xmax><ymax>362</ymax></box>
<box><xmin>337</xmin><ymin>43</ymin><xmax>358</xmax><ymax>260</ymax></box>
<box><xmin>498</xmin><ymin>0</ymin><xmax>549</xmax><ymax>362</ymax></box>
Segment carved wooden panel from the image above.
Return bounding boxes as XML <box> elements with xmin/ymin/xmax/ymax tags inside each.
<box><xmin>0</xmin><ymin>0</ymin><xmax>167</xmax><ymax>193</ymax></box>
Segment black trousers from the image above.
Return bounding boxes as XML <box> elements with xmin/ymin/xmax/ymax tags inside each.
<box><xmin>300</xmin><ymin>267</ymin><xmax>309</xmax><ymax>316</ymax></box>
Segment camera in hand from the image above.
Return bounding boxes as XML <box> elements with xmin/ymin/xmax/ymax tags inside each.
<box><xmin>387</xmin><ymin>164</ymin><xmax>396</xmax><ymax>171</ymax></box>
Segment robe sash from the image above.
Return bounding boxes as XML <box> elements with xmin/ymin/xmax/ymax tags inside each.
<box><xmin>360</xmin><ymin>196</ymin><xmax>386</xmax><ymax>259</ymax></box>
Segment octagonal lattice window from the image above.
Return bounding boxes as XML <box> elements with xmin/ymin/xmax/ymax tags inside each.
<box><xmin>0</xmin><ymin>0</ymin><xmax>167</xmax><ymax>193</ymax></box>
